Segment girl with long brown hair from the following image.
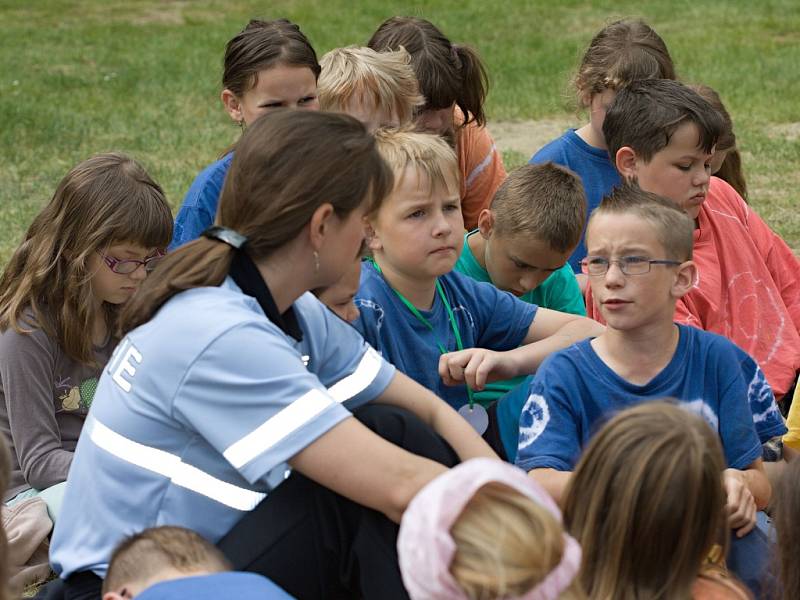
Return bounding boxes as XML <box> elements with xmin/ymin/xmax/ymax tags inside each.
<box><xmin>367</xmin><ymin>16</ymin><xmax>507</xmax><ymax>230</ymax></box>
<box><xmin>564</xmin><ymin>401</ymin><xmax>751</xmax><ymax>600</ymax></box>
<box><xmin>171</xmin><ymin>18</ymin><xmax>321</xmax><ymax>249</ymax></box>
<box><xmin>48</xmin><ymin>110</ymin><xmax>496</xmax><ymax>600</ymax></box>
<box><xmin>0</xmin><ymin>153</ymin><xmax>171</xmax><ymax>522</ymax></box>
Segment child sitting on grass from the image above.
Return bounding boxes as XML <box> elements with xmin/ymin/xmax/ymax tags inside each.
<box><xmin>511</xmin><ymin>185</ymin><xmax>782</xmax><ymax>595</ymax></box>
<box><xmin>102</xmin><ymin>526</ymin><xmax>292</xmax><ymax>599</ymax></box>
<box><xmin>356</xmin><ymin>128</ymin><xmax>602</xmax><ymax>449</ymax></box>
<box><xmin>564</xmin><ymin>402</ymin><xmax>751</xmax><ymax>600</ymax></box>
<box><xmin>455</xmin><ymin>162</ymin><xmax>587</xmax><ymax>405</ymax></box>
<box><xmin>531</xmin><ymin>18</ymin><xmax>676</xmax><ymax>273</ymax></box>
<box><xmin>398</xmin><ymin>458</ymin><xmax>584</xmax><ymax>600</ymax></box>
<box><xmin>592</xmin><ymin>78</ymin><xmax>800</xmax><ymax>403</ymax></box>
<box><xmin>317</xmin><ymin>45</ymin><xmax>423</xmax><ymax>133</ymax></box>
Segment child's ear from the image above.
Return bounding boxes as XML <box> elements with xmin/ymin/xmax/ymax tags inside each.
<box><xmin>221</xmin><ymin>89</ymin><xmax>244</xmax><ymax>125</ymax></box>
<box><xmin>364</xmin><ymin>221</ymin><xmax>382</xmax><ymax>252</ymax></box>
<box><xmin>615</xmin><ymin>146</ymin><xmax>639</xmax><ymax>180</ymax></box>
<box><xmin>477</xmin><ymin>209</ymin><xmax>495</xmax><ymax>240</ymax></box>
<box><xmin>671</xmin><ymin>260</ymin><xmax>697</xmax><ymax>299</ymax></box>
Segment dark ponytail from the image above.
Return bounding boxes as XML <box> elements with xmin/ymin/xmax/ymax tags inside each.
<box><xmin>368</xmin><ymin>16</ymin><xmax>489</xmax><ymax>127</ymax></box>
<box><xmin>121</xmin><ymin>111</ymin><xmax>393</xmax><ymax>334</ymax></box>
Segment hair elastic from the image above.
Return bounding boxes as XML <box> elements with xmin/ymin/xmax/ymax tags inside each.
<box><xmin>203</xmin><ymin>226</ymin><xmax>248</xmax><ymax>249</ymax></box>
<box><xmin>397</xmin><ymin>458</ymin><xmax>582</xmax><ymax>600</ymax></box>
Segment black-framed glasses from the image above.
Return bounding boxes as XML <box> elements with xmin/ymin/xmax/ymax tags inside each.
<box><xmin>96</xmin><ymin>249</ymin><xmax>165</xmax><ymax>274</ymax></box>
<box><xmin>581</xmin><ymin>255</ymin><xmax>682</xmax><ymax>276</ymax></box>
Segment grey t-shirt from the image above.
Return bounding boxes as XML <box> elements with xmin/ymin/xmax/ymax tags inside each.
<box><xmin>0</xmin><ymin>314</ymin><xmax>114</xmax><ymax>500</ymax></box>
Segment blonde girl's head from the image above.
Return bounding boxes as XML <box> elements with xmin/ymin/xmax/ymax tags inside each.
<box><xmin>574</xmin><ymin>18</ymin><xmax>675</xmax><ymax>107</ymax></box>
<box><xmin>221</xmin><ymin>18</ymin><xmax>320</xmax><ymax>127</ymax></box>
<box><xmin>398</xmin><ymin>458</ymin><xmax>584</xmax><ymax>600</ymax></box>
<box><xmin>689</xmin><ymin>83</ymin><xmax>748</xmax><ymax>201</ymax></box>
<box><xmin>0</xmin><ymin>153</ymin><xmax>172</xmax><ymax>364</ymax></box>
<box><xmin>563</xmin><ymin>401</ymin><xmax>728</xmax><ymax>600</ymax></box>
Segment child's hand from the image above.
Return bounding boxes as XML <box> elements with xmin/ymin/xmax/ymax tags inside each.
<box><xmin>439</xmin><ymin>349</ymin><xmax>515</xmax><ymax>390</ymax></box>
<box><xmin>723</xmin><ymin>469</ymin><xmax>757</xmax><ymax>538</ymax></box>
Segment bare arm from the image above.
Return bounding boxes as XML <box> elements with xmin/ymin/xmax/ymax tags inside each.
<box><xmin>439</xmin><ymin>311</ymin><xmax>604</xmax><ymax>389</ymax></box>
<box><xmin>374</xmin><ymin>371</ymin><xmax>498</xmax><ymax>462</ymax></box>
<box><xmin>724</xmin><ymin>459</ymin><xmax>771</xmax><ymax>538</ymax></box>
<box><xmin>289</xmin><ymin>417</ymin><xmax>447</xmax><ymax>523</ymax></box>
<box><xmin>529</xmin><ymin>468</ymin><xmax>573</xmax><ymax>507</ymax></box>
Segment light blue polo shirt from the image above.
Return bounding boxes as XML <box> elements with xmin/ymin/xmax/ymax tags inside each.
<box><xmin>50</xmin><ymin>277</ymin><xmax>395</xmax><ymax>578</ymax></box>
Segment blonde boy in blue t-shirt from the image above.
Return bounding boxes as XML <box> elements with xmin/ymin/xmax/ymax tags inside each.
<box><xmin>455</xmin><ymin>162</ymin><xmax>587</xmax><ymax>403</ymax></box>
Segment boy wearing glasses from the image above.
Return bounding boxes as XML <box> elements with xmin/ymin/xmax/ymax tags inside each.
<box><xmin>507</xmin><ymin>185</ymin><xmax>782</xmax><ymax>540</ymax></box>
<box><xmin>588</xmin><ymin>79</ymin><xmax>800</xmax><ymax>403</ymax></box>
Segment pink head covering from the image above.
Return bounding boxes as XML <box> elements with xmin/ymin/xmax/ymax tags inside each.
<box><xmin>397</xmin><ymin>458</ymin><xmax>581</xmax><ymax>600</ymax></box>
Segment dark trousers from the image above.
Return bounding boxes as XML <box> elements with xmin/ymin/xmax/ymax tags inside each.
<box><xmin>218</xmin><ymin>404</ymin><xmax>459</xmax><ymax>600</ymax></box>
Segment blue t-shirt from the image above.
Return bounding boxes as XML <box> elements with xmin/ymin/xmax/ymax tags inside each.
<box><xmin>502</xmin><ymin>324</ymin><xmax>785</xmax><ymax>469</ymax></box>
<box><xmin>170</xmin><ymin>153</ymin><xmax>234</xmax><ymax>250</ymax></box>
<box><xmin>137</xmin><ymin>572</ymin><xmax>294</xmax><ymax>600</ymax></box>
<box><xmin>50</xmin><ymin>278</ymin><xmax>395</xmax><ymax>578</ymax></box>
<box><xmin>354</xmin><ymin>264</ymin><xmax>537</xmax><ymax>410</ymax></box>
<box><xmin>530</xmin><ymin>130</ymin><xmax>620</xmax><ymax>272</ymax></box>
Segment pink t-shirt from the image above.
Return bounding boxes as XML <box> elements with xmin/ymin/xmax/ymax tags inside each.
<box><xmin>585</xmin><ymin>177</ymin><xmax>800</xmax><ymax>398</ymax></box>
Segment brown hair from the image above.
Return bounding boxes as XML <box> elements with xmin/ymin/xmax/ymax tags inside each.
<box><xmin>318</xmin><ymin>46</ymin><xmax>424</xmax><ymax>126</ymax></box>
<box><xmin>689</xmin><ymin>84</ymin><xmax>748</xmax><ymax>201</ymax></box>
<box><xmin>604</xmin><ymin>79</ymin><xmax>725</xmax><ymax>166</ymax></box>
<box><xmin>367</xmin><ymin>16</ymin><xmax>488</xmax><ymax>128</ymax></box>
<box><xmin>102</xmin><ymin>526</ymin><xmax>230</xmax><ymax>594</ymax></box>
<box><xmin>574</xmin><ymin>19</ymin><xmax>675</xmax><ymax>106</ymax></box>
<box><xmin>491</xmin><ymin>162</ymin><xmax>587</xmax><ymax>253</ymax></box>
<box><xmin>563</xmin><ymin>401</ymin><xmax>728</xmax><ymax>600</ymax></box>
<box><xmin>223</xmin><ymin>18</ymin><xmax>320</xmax><ymax>98</ymax></box>
<box><xmin>588</xmin><ymin>182</ymin><xmax>694</xmax><ymax>261</ymax></box>
<box><xmin>373</xmin><ymin>127</ymin><xmax>460</xmax><ymax>196</ymax></box>
<box><xmin>121</xmin><ymin>110</ymin><xmax>393</xmax><ymax>334</ymax></box>
<box><xmin>450</xmin><ymin>482</ymin><xmax>586</xmax><ymax>599</ymax></box>
<box><xmin>0</xmin><ymin>153</ymin><xmax>172</xmax><ymax>365</ymax></box>
<box><xmin>0</xmin><ymin>438</ymin><xmax>10</xmax><ymax>600</ymax></box>
<box><xmin>773</xmin><ymin>456</ymin><xmax>800</xmax><ymax>600</ymax></box>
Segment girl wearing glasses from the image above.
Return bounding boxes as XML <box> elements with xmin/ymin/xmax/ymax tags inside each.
<box><xmin>0</xmin><ymin>153</ymin><xmax>172</xmax><ymax>521</ymax></box>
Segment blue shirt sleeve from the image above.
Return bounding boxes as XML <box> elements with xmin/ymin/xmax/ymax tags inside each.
<box><xmin>514</xmin><ymin>356</ymin><xmax>582</xmax><ymax>472</ymax></box>
<box><xmin>737</xmin><ymin>350</ymin><xmax>787</xmax><ymax>442</ymax></box>
<box><xmin>173</xmin><ymin>321</ymin><xmax>353</xmax><ymax>486</ymax></box>
<box><xmin>170</xmin><ymin>155</ymin><xmax>232</xmax><ymax>250</ymax></box>
<box><xmin>467</xmin><ymin>278</ymin><xmax>537</xmax><ymax>350</ymax></box>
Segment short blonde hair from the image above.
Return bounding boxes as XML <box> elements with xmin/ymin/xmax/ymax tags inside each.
<box><xmin>373</xmin><ymin>127</ymin><xmax>459</xmax><ymax>194</ymax></box>
<box><xmin>450</xmin><ymin>482</ymin><xmax>586</xmax><ymax>600</ymax></box>
<box><xmin>318</xmin><ymin>46</ymin><xmax>424</xmax><ymax>126</ymax></box>
<box><xmin>102</xmin><ymin>526</ymin><xmax>231</xmax><ymax>594</ymax></box>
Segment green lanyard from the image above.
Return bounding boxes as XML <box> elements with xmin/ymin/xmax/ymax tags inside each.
<box><xmin>369</xmin><ymin>259</ymin><xmax>474</xmax><ymax>408</ymax></box>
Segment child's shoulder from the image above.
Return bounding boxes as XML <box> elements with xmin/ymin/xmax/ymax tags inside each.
<box><xmin>705</xmin><ymin>176</ymin><xmax>750</xmax><ymax>223</ymax></box>
<box><xmin>182</xmin><ymin>152</ymin><xmax>235</xmax><ymax>208</ymax></box>
<box><xmin>530</xmin><ymin>129</ymin><xmax>576</xmax><ymax>162</ymax></box>
<box><xmin>0</xmin><ymin>307</ymin><xmax>55</xmax><ymax>355</ymax></box>
<box><xmin>676</xmin><ymin>323</ymin><xmax>750</xmax><ymax>367</ymax></box>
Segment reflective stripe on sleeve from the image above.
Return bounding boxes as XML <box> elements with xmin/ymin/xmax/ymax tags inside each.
<box><xmin>89</xmin><ymin>416</ymin><xmax>266</xmax><ymax>511</ymax></box>
<box><xmin>327</xmin><ymin>347</ymin><xmax>383</xmax><ymax>403</ymax></box>
<box><xmin>465</xmin><ymin>144</ymin><xmax>497</xmax><ymax>187</ymax></box>
<box><xmin>223</xmin><ymin>388</ymin><xmax>334</xmax><ymax>469</ymax></box>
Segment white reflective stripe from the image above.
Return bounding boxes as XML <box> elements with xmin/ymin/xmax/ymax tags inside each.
<box><xmin>89</xmin><ymin>417</ymin><xmax>266</xmax><ymax>511</ymax></box>
<box><xmin>327</xmin><ymin>347</ymin><xmax>383</xmax><ymax>403</ymax></box>
<box><xmin>224</xmin><ymin>388</ymin><xmax>333</xmax><ymax>469</ymax></box>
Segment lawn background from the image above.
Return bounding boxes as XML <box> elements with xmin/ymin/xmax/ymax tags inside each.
<box><xmin>1</xmin><ymin>0</ymin><xmax>798</xmax><ymax>265</ymax></box>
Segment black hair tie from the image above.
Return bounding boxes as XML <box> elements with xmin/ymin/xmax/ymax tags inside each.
<box><xmin>203</xmin><ymin>226</ymin><xmax>248</xmax><ymax>249</ymax></box>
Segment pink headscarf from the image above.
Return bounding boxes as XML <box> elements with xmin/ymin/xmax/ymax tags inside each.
<box><xmin>397</xmin><ymin>458</ymin><xmax>581</xmax><ymax>600</ymax></box>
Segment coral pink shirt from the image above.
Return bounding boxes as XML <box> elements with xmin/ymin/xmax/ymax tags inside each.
<box><xmin>585</xmin><ymin>177</ymin><xmax>800</xmax><ymax>398</ymax></box>
<box><xmin>453</xmin><ymin>107</ymin><xmax>507</xmax><ymax>230</ymax></box>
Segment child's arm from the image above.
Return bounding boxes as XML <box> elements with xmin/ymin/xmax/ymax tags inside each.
<box><xmin>375</xmin><ymin>371</ymin><xmax>499</xmax><ymax>462</ymax></box>
<box><xmin>529</xmin><ymin>468</ymin><xmax>573</xmax><ymax>506</ymax></box>
<box><xmin>724</xmin><ymin>459</ymin><xmax>770</xmax><ymax>537</ymax></box>
<box><xmin>440</xmin><ymin>309</ymin><xmax>604</xmax><ymax>390</ymax></box>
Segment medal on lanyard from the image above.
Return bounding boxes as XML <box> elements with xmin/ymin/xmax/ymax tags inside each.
<box><xmin>370</xmin><ymin>260</ymin><xmax>489</xmax><ymax>434</ymax></box>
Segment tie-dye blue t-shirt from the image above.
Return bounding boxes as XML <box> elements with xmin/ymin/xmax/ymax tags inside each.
<box><xmin>504</xmin><ymin>324</ymin><xmax>785</xmax><ymax>470</ymax></box>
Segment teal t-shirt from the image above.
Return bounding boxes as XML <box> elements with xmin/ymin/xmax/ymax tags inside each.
<box><xmin>454</xmin><ymin>231</ymin><xmax>586</xmax><ymax>405</ymax></box>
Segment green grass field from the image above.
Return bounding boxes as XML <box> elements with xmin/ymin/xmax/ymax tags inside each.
<box><xmin>1</xmin><ymin>0</ymin><xmax>799</xmax><ymax>264</ymax></box>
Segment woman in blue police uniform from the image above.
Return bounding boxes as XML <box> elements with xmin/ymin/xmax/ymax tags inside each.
<box><xmin>48</xmin><ymin>111</ymin><xmax>497</xmax><ymax>600</ymax></box>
